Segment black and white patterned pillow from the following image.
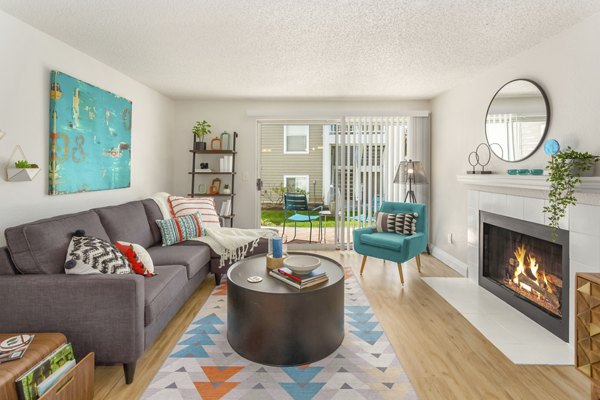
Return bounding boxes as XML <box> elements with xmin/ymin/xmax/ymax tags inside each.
<box><xmin>64</xmin><ymin>235</ymin><xmax>132</xmax><ymax>275</ymax></box>
<box><xmin>375</xmin><ymin>212</ymin><xmax>418</xmax><ymax>235</ymax></box>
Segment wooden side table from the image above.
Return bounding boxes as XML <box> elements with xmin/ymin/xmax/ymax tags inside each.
<box><xmin>575</xmin><ymin>273</ymin><xmax>600</xmax><ymax>400</ymax></box>
<box><xmin>0</xmin><ymin>333</ymin><xmax>94</xmax><ymax>400</ymax></box>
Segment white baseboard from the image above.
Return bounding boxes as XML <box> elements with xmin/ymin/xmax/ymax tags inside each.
<box><xmin>430</xmin><ymin>245</ymin><xmax>468</xmax><ymax>277</ymax></box>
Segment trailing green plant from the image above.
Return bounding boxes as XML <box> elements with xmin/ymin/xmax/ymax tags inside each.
<box><xmin>192</xmin><ymin>120</ymin><xmax>212</xmax><ymax>142</ymax></box>
<box><xmin>14</xmin><ymin>160</ymin><xmax>38</xmax><ymax>168</ymax></box>
<box><xmin>544</xmin><ymin>147</ymin><xmax>599</xmax><ymax>240</ymax></box>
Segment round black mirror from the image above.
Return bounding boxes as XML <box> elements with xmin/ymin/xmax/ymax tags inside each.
<box><xmin>485</xmin><ymin>79</ymin><xmax>550</xmax><ymax>162</ymax></box>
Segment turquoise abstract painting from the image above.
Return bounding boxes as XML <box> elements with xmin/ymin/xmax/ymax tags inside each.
<box><xmin>49</xmin><ymin>71</ymin><xmax>132</xmax><ymax>195</ymax></box>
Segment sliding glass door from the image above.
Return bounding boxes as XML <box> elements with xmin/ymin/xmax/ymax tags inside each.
<box><xmin>257</xmin><ymin>115</ymin><xmax>430</xmax><ymax>250</ymax></box>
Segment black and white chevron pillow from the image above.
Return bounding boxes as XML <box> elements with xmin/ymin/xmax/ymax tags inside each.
<box><xmin>375</xmin><ymin>212</ymin><xmax>418</xmax><ymax>235</ymax></box>
<box><xmin>64</xmin><ymin>235</ymin><xmax>132</xmax><ymax>275</ymax></box>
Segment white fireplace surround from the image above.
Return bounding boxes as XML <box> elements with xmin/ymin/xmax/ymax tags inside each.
<box><xmin>466</xmin><ymin>187</ymin><xmax>600</xmax><ymax>345</ymax></box>
<box><xmin>424</xmin><ymin>176</ymin><xmax>600</xmax><ymax>364</ymax></box>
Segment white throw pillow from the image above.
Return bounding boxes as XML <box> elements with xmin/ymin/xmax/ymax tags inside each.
<box><xmin>168</xmin><ymin>195</ymin><xmax>221</xmax><ymax>229</ymax></box>
<box><xmin>64</xmin><ymin>236</ymin><xmax>131</xmax><ymax>275</ymax></box>
<box><xmin>116</xmin><ymin>241</ymin><xmax>155</xmax><ymax>274</ymax></box>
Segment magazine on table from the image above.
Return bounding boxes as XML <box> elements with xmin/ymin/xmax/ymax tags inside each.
<box><xmin>15</xmin><ymin>343</ymin><xmax>76</xmax><ymax>400</ymax></box>
<box><xmin>269</xmin><ymin>268</ymin><xmax>328</xmax><ymax>289</ymax></box>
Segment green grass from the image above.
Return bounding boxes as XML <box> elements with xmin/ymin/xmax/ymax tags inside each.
<box><xmin>261</xmin><ymin>209</ymin><xmax>336</xmax><ymax>227</ymax></box>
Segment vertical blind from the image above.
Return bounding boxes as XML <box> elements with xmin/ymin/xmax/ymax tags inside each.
<box><xmin>333</xmin><ymin>116</ymin><xmax>410</xmax><ymax>250</ymax></box>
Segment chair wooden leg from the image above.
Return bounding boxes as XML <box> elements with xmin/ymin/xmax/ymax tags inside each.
<box><xmin>360</xmin><ymin>256</ymin><xmax>367</xmax><ymax>275</ymax></box>
<box><xmin>416</xmin><ymin>254</ymin><xmax>422</xmax><ymax>273</ymax></box>
<box><xmin>397</xmin><ymin>263</ymin><xmax>404</xmax><ymax>285</ymax></box>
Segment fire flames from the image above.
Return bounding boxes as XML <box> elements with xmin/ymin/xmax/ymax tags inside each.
<box><xmin>512</xmin><ymin>245</ymin><xmax>552</xmax><ymax>295</ymax></box>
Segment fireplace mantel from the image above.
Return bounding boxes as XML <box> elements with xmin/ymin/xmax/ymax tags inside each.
<box><xmin>456</xmin><ymin>174</ymin><xmax>600</xmax><ymax>193</ymax></box>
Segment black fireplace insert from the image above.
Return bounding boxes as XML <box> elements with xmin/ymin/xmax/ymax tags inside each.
<box><xmin>479</xmin><ymin>211</ymin><xmax>569</xmax><ymax>341</ymax></box>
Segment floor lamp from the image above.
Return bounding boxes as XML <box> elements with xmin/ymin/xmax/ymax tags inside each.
<box><xmin>394</xmin><ymin>160</ymin><xmax>430</xmax><ymax>254</ymax></box>
<box><xmin>394</xmin><ymin>160</ymin><xmax>428</xmax><ymax>203</ymax></box>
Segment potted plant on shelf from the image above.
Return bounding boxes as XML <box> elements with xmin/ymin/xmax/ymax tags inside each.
<box><xmin>193</xmin><ymin>120</ymin><xmax>212</xmax><ymax>150</ymax></box>
<box><xmin>544</xmin><ymin>147</ymin><xmax>599</xmax><ymax>240</ymax></box>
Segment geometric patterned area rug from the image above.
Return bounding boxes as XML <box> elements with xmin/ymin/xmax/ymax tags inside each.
<box><xmin>142</xmin><ymin>267</ymin><xmax>418</xmax><ymax>399</ymax></box>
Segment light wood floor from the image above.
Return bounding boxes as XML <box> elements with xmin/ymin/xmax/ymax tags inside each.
<box><xmin>94</xmin><ymin>251</ymin><xmax>590</xmax><ymax>399</ymax></box>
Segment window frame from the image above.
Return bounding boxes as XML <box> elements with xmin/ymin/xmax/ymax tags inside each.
<box><xmin>283</xmin><ymin>125</ymin><xmax>310</xmax><ymax>154</ymax></box>
<box><xmin>283</xmin><ymin>175</ymin><xmax>310</xmax><ymax>193</ymax></box>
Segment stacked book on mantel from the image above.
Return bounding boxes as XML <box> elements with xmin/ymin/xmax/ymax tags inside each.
<box><xmin>269</xmin><ymin>267</ymin><xmax>328</xmax><ymax>289</ymax></box>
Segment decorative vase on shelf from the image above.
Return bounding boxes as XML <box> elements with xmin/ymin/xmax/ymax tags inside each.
<box><xmin>222</xmin><ymin>184</ymin><xmax>231</xmax><ymax>195</ymax></box>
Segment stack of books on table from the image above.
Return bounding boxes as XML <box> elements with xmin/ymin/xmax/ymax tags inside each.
<box><xmin>269</xmin><ymin>267</ymin><xmax>328</xmax><ymax>289</ymax></box>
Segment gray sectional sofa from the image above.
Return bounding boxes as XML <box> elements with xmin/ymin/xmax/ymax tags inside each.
<box><xmin>0</xmin><ymin>198</ymin><xmax>266</xmax><ymax>383</ymax></box>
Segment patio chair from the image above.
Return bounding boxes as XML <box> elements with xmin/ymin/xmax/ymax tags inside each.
<box><xmin>282</xmin><ymin>193</ymin><xmax>322</xmax><ymax>243</ymax></box>
<box><xmin>353</xmin><ymin>194</ymin><xmax>384</xmax><ymax>223</ymax></box>
<box><xmin>353</xmin><ymin>202</ymin><xmax>427</xmax><ymax>285</ymax></box>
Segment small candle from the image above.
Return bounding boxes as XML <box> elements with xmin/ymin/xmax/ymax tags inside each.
<box><xmin>272</xmin><ymin>237</ymin><xmax>283</xmax><ymax>258</ymax></box>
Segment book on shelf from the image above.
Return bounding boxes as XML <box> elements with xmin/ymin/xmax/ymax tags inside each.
<box><xmin>269</xmin><ymin>267</ymin><xmax>328</xmax><ymax>289</ymax></box>
<box><xmin>0</xmin><ymin>334</ymin><xmax>34</xmax><ymax>364</ymax></box>
<box><xmin>220</xmin><ymin>199</ymin><xmax>232</xmax><ymax>216</ymax></box>
<box><xmin>16</xmin><ymin>343</ymin><xmax>76</xmax><ymax>400</ymax></box>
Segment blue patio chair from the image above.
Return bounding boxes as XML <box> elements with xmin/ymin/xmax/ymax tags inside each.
<box><xmin>282</xmin><ymin>193</ymin><xmax>322</xmax><ymax>243</ymax></box>
<box><xmin>353</xmin><ymin>202</ymin><xmax>427</xmax><ymax>285</ymax></box>
<box><xmin>353</xmin><ymin>194</ymin><xmax>384</xmax><ymax>223</ymax></box>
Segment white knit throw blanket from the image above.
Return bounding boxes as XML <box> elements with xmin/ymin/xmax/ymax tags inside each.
<box><xmin>150</xmin><ymin>192</ymin><xmax>276</xmax><ymax>269</ymax></box>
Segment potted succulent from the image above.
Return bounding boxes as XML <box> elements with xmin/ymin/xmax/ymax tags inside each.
<box><xmin>544</xmin><ymin>147</ymin><xmax>599</xmax><ymax>240</ymax></box>
<box><xmin>193</xmin><ymin>120</ymin><xmax>212</xmax><ymax>151</ymax></box>
<box><xmin>7</xmin><ymin>159</ymin><xmax>40</xmax><ymax>182</ymax></box>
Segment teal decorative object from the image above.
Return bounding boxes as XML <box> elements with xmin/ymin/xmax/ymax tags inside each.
<box><xmin>49</xmin><ymin>71</ymin><xmax>131</xmax><ymax>195</ymax></box>
<box><xmin>516</xmin><ymin>169</ymin><xmax>530</xmax><ymax>175</ymax></box>
<box><xmin>220</xmin><ymin>131</ymin><xmax>231</xmax><ymax>150</ymax></box>
<box><xmin>507</xmin><ymin>169</ymin><xmax>518</xmax><ymax>175</ymax></box>
<box><xmin>544</xmin><ymin>139</ymin><xmax>560</xmax><ymax>156</ymax></box>
<box><xmin>530</xmin><ymin>169</ymin><xmax>544</xmax><ymax>175</ymax></box>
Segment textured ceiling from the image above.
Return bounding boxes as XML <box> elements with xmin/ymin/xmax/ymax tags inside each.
<box><xmin>1</xmin><ymin>1</ymin><xmax>599</xmax><ymax>100</ymax></box>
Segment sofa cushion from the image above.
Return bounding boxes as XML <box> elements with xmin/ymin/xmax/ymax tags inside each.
<box><xmin>94</xmin><ymin>201</ymin><xmax>155</xmax><ymax>249</ymax></box>
<box><xmin>5</xmin><ymin>211</ymin><xmax>111</xmax><ymax>274</ymax></box>
<box><xmin>360</xmin><ymin>232</ymin><xmax>406</xmax><ymax>251</ymax></box>
<box><xmin>0</xmin><ymin>247</ymin><xmax>16</xmax><ymax>275</ymax></box>
<box><xmin>146</xmin><ymin>242</ymin><xmax>210</xmax><ymax>279</ymax></box>
<box><xmin>142</xmin><ymin>199</ymin><xmax>163</xmax><ymax>245</ymax></box>
<box><xmin>144</xmin><ymin>265</ymin><xmax>187</xmax><ymax>326</ymax></box>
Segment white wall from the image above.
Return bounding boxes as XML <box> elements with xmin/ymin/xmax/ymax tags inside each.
<box><xmin>431</xmin><ymin>12</ymin><xmax>600</xmax><ymax>263</ymax></box>
<box><xmin>0</xmin><ymin>10</ymin><xmax>174</xmax><ymax>245</ymax></box>
<box><xmin>173</xmin><ymin>100</ymin><xmax>430</xmax><ymax>228</ymax></box>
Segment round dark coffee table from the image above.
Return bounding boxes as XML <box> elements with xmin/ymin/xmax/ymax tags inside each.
<box><xmin>226</xmin><ymin>252</ymin><xmax>345</xmax><ymax>366</ymax></box>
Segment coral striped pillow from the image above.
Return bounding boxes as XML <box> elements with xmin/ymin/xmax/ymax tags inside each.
<box><xmin>168</xmin><ymin>195</ymin><xmax>221</xmax><ymax>229</ymax></box>
<box><xmin>155</xmin><ymin>212</ymin><xmax>205</xmax><ymax>246</ymax></box>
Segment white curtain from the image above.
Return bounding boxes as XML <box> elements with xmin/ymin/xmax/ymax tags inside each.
<box><xmin>334</xmin><ymin>116</ymin><xmax>416</xmax><ymax>250</ymax></box>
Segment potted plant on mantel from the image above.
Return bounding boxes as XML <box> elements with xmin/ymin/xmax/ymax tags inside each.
<box><xmin>193</xmin><ymin>120</ymin><xmax>212</xmax><ymax>151</ymax></box>
<box><xmin>544</xmin><ymin>147</ymin><xmax>599</xmax><ymax>240</ymax></box>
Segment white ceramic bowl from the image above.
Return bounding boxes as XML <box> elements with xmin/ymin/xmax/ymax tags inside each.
<box><xmin>283</xmin><ymin>255</ymin><xmax>321</xmax><ymax>275</ymax></box>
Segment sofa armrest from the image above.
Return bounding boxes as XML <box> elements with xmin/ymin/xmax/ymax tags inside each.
<box><xmin>0</xmin><ymin>273</ymin><xmax>144</xmax><ymax>364</ymax></box>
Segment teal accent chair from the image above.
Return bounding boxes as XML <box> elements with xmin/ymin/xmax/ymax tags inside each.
<box><xmin>282</xmin><ymin>193</ymin><xmax>322</xmax><ymax>243</ymax></box>
<box><xmin>353</xmin><ymin>202</ymin><xmax>427</xmax><ymax>285</ymax></box>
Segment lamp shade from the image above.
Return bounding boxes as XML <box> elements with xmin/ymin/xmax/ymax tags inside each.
<box><xmin>394</xmin><ymin>160</ymin><xmax>428</xmax><ymax>184</ymax></box>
